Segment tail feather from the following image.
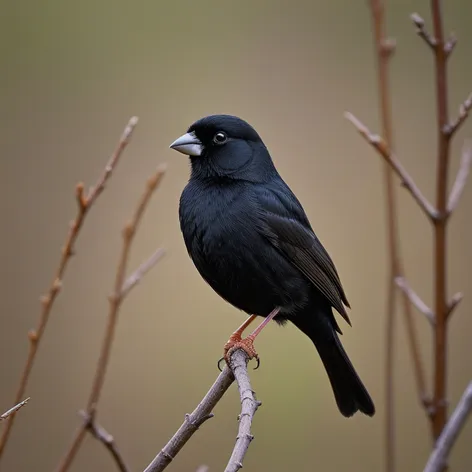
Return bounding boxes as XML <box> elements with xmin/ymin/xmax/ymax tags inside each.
<box><xmin>291</xmin><ymin>311</ymin><xmax>375</xmax><ymax>418</ymax></box>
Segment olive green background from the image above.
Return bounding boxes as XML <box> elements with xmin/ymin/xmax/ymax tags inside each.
<box><xmin>1</xmin><ymin>1</ymin><xmax>471</xmax><ymax>471</ymax></box>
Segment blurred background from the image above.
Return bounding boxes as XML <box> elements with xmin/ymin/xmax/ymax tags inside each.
<box><xmin>1</xmin><ymin>0</ymin><xmax>471</xmax><ymax>471</ymax></box>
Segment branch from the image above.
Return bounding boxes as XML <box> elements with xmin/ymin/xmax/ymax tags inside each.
<box><xmin>424</xmin><ymin>382</ymin><xmax>472</xmax><ymax>472</ymax></box>
<box><xmin>411</xmin><ymin>13</ymin><xmax>436</xmax><ymax>49</ymax></box>
<box><xmin>0</xmin><ymin>117</ymin><xmax>139</xmax><ymax>459</ymax></box>
<box><xmin>395</xmin><ymin>277</ymin><xmax>434</xmax><ymax>325</ymax></box>
<box><xmin>447</xmin><ymin>144</ymin><xmax>472</xmax><ymax>214</ymax></box>
<box><xmin>447</xmin><ymin>292</ymin><xmax>463</xmax><ymax>318</ymax></box>
<box><xmin>446</xmin><ymin>93</ymin><xmax>472</xmax><ymax>138</ymax></box>
<box><xmin>143</xmin><ymin>367</ymin><xmax>235</xmax><ymax>472</ymax></box>
<box><xmin>56</xmin><ymin>164</ymin><xmax>166</xmax><ymax>472</ymax></box>
<box><xmin>344</xmin><ymin>112</ymin><xmax>438</xmax><ymax>220</ymax></box>
<box><xmin>224</xmin><ymin>350</ymin><xmax>260</xmax><ymax>472</ymax></box>
<box><xmin>79</xmin><ymin>411</ymin><xmax>130</xmax><ymax>472</ymax></box>
<box><xmin>0</xmin><ymin>398</ymin><xmax>30</xmax><ymax>421</ymax></box>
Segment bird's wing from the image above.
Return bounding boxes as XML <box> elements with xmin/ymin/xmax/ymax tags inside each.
<box><xmin>256</xmin><ymin>184</ymin><xmax>351</xmax><ymax>326</ymax></box>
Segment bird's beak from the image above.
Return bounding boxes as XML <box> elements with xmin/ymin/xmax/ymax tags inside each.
<box><xmin>169</xmin><ymin>131</ymin><xmax>203</xmax><ymax>157</ymax></box>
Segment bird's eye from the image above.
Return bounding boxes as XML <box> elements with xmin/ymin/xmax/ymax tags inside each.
<box><xmin>213</xmin><ymin>132</ymin><xmax>228</xmax><ymax>145</ymax></box>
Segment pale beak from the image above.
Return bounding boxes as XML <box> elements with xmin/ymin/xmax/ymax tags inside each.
<box><xmin>169</xmin><ymin>131</ymin><xmax>203</xmax><ymax>157</ymax></box>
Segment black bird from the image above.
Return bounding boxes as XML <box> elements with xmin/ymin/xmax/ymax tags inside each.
<box><xmin>170</xmin><ymin>114</ymin><xmax>375</xmax><ymax>417</ymax></box>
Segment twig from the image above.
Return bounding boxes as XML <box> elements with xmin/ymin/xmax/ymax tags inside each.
<box><xmin>447</xmin><ymin>292</ymin><xmax>463</xmax><ymax>318</ymax></box>
<box><xmin>56</xmin><ymin>164</ymin><xmax>166</xmax><ymax>472</ymax></box>
<box><xmin>79</xmin><ymin>410</ymin><xmax>130</xmax><ymax>472</ymax></box>
<box><xmin>395</xmin><ymin>277</ymin><xmax>435</xmax><ymax>325</ymax></box>
<box><xmin>0</xmin><ymin>398</ymin><xmax>30</xmax><ymax>421</ymax></box>
<box><xmin>445</xmin><ymin>93</ymin><xmax>472</xmax><ymax>137</ymax></box>
<box><xmin>0</xmin><ymin>117</ymin><xmax>139</xmax><ymax>459</ymax></box>
<box><xmin>143</xmin><ymin>367</ymin><xmax>235</xmax><ymax>472</ymax></box>
<box><xmin>344</xmin><ymin>112</ymin><xmax>438</xmax><ymax>220</ymax></box>
<box><xmin>224</xmin><ymin>350</ymin><xmax>260</xmax><ymax>472</ymax></box>
<box><xmin>411</xmin><ymin>13</ymin><xmax>436</xmax><ymax>49</ymax></box>
<box><xmin>447</xmin><ymin>144</ymin><xmax>472</xmax><ymax>214</ymax></box>
<box><xmin>444</xmin><ymin>34</ymin><xmax>457</xmax><ymax>57</ymax></box>
<box><xmin>424</xmin><ymin>382</ymin><xmax>472</xmax><ymax>472</ymax></box>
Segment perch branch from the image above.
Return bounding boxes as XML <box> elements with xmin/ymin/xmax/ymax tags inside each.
<box><xmin>447</xmin><ymin>144</ymin><xmax>472</xmax><ymax>214</ymax></box>
<box><xmin>0</xmin><ymin>398</ymin><xmax>30</xmax><ymax>421</ymax></box>
<box><xmin>144</xmin><ymin>348</ymin><xmax>258</xmax><ymax>472</ymax></box>
<box><xmin>56</xmin><ymin>164</ymin><xmax>166</xmax><ymax>472</ymax></box>
<box><xmin>446</xmin><ymin>93</ymin><xmax>472</xmax><ymax>138</ymax></box>
<box><xmin>424</xmin><ymin>382</ymin><xmax>472</xmax><ymax>472</ymax></box>
<box><xmin>224</xmin><ymin>350</ymin><xmax>260</xmax><ymax>472</ymax></box>
<box><xmin>0</xmin><ymin>116</ymin><xmax>139</xmax><ymax>459</ymax></box>
<box><xmin>79</xmin><ymin>410</ymin><xmax>130</xmax><ymax>472</ymax></box>
<box><xmin>395</xmin><ymin>277</ymin><xmax>435</xmax><ymax>325</ymax></box>
<box><xmin>344</xmin><ymin>112</ymin><xmax>438</xmax><ymax>220</ymax></box>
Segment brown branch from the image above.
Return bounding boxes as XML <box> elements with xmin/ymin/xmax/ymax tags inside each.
<box><xmin>411</xmin><ymin>13</ymin><xmax>436</xmax><ymax>49</ymax></box>
<box><xmin>79</xmin><ymin>410</ymin><xmax>130</xmax><ymax>472</ymax></box>
<box><xmin>344</xmin><ymin>112</ymin><xmax>438</xmax><ymax>220</ymax></box>
<box><xmin>445</xmin><ymin>93</ymin><xmax>472</xmax><ymax>137</ymax></box>
<box><xmin>0</xmin><ymin>117</ymin><xmax>139</xmax><ymax>459</ymax></box>
<box><xmin>56</xmin><ymin>164</ymin><xmax>166</xmax><ymax>472</ymax></box>
<box><xmin>430</xmin><ymin>0</ymin><xmax>451</xmax><ymax>442</ymax></box>
<box><xmin>447</xmin><ymin>144</ymin><xmax>472</xmax><ymax>214</ymax></box>
<box><xmin>424</xmin><ymin>382</ymin><xmax>472</xmax><ymax>472</ymax></box>
<box><xmin>0</xmin><ymin>398</ymin><xmax>30</xmax><ymax>421</ymax></box>
<box><xmin>224</xmin><ymin>350</ymin><xmax>260</xmax><ymax>472</ymax></box>
<box><xmin>395</xmin><ymin>277</ymin><xmax>435</xmax><ymax>325</ymax></box>
<box><xmin>143</xmin><ymin>367</ymin><xmax>234</xmax><ymax>472</ymax></box>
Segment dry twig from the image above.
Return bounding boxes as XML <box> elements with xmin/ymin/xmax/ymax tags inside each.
<box><xmin>224</xmin><ymin>350</ymin><xmax>260</xmax><ymax>472</ymax></box>
<box><xmin>446</xmin><ymin>93</ymin><xmax>472</xmax><ymax>137</ymax></box>
<box><xmin>56</xmin><ymin>164</ymin><xmax>166</xmax><ymax>472</ymax></box>
<box><xmin>0</xmin><ymin>117</ymin><xmax>139</xmax><ymax>458</ymax></box>
<box><xmin>424</xmin><ymin>382</ymin><xmax>472</xmax><ymax>472</ymax></box>
<box><xmin>79</xmin><ymin>410</ymin><xmax>130</xmax><ymax>472</ymax></box>
<box><xmin>144</xmin><ymin>348</ymin><xmax>259</xmax><ymax>472</ymax></box>
<box><xmin>447</xmin><ymin>144</ymin><xmax>472</xmax><ymax>214</ymax></box>
<box><xmin>0</xmin><ymin>399</ymin><xmax>30</xmax><ymax>421</ymax></box>
<box><xmin>344</xmin><ymin>112</ymin><xmax>438</xmax><ymax>220</ymax></box>
<box><xmin>395</xmin><ymin>277</ymin><xmax>434</xmax><ymax>325</ymax></box>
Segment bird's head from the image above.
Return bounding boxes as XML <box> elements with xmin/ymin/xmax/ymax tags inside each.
<box><xmin>169</xmin><ymin>114</ymin><xmax>276</xmax><ymax>182</ymax></box>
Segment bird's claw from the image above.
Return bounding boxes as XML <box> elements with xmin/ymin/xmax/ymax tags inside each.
<box><xmin>218</xmin><ymin>335</ymin><xmax>261</xmax><ymax>371</ymax></box>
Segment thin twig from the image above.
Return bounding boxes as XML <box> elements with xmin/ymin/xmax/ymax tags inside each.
<box><xmin>444</xmin><ymin>33</ymin><xmax>457</xmax><ymax>57</ymax></box>
<box><xmin>445</xmin><ymin>93</ymin><xmax>472</xmax><ymax>137</ymax></box>
<box><xmin>0</xmin><ymin>117</ymin><xmax>139</xmax><ymax>459</ymax></box>
<box><xmin>424</xmin><ymin>382</ymin><xmax>472</xmax><ymax>472</ymax></box>
<box><xmin>0</xmin><ymin>398</ymin><xmax>30</xmax><ymax>421</ymax></box>
<box><xmin>79</xmin><ymin>411</ymin><xmax>130</xmax><ymax>472</ymax></box>
<box><xmin>344</xmin><ymin>112</ymin><xmax>438</xmax><ymax>220</ymax></box>
<box><xmin>56</xmin><ymin>164</ymin><xmax>166</xmax><ymax>472</ymax></box>
<box><xmin>411</xmin><ymin>13</ymin><xmax>436</xmax><ymax>49</ymax></box>
<box><xmin>447</xmin><ymin>144</ymin><xmax>472</xmax><ymax>214</ymax></box>
<box><xmin>224</xmin><ymin>350</ymin><xmax>260</xmax><ymax>472</ymax></box>
<box><xmin>395</xmin><ymin>277</ymin><xmax>435</xmax><ymax>325</ymax></box>
<box><xmin>447</xmin><ymin>292</ymin><xmax>463</xmax><ymax>318</ymax></box>
<box><xmin>143</xmin><ymin>367</ymin><xmax>235</xmax><ymax>472</ymax></box>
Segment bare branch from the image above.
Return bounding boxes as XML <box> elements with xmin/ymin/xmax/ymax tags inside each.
<box><xmin>224</xmin><ymin>350</ymin><xmax>260</xmax><ymax>472</ymax></box>
<box><xmin>0</xmin><ymin>117</ymin><xmax>139</xmax><ymax>458</ymax></box>
<box><xmin>447</xmin><ymin>145</ymin><xmax>472</xmax><ymax>214</ymax></box>
<box><xmin>344</xmin><ymin>112</ymin><xmax>438</xmax><ymax>220</ymax></box>
<box><xmin>395</xmin><ymin>277</ymin><xmax>434</xmax><ymax>324</ymax></box>
<box><xmin>57</xmin><ymin>165</ymin><xmax>166</xmax><ymax>472</ymax></box>
<box><xmin>445</xmin><ymin>93</ymin><xmax>472</xmax><ymax>137</ymax></box>
<box><xmin>0</xmin><ymin>398</ymin><xmax>30</xmax><ymax>421</ymax></box>
<box><xmin>143</xmin><ymin>367</ymin><xmax>235</xmax><ymax>472</ymax></box>
<box><xmin>411</xmin><ymin>13</ymin><xmax>436</xmax><ymax>49</ymax></box>
<box><xmin>424</xmin><ymin>382</ymin><xmax>472</xmax><ymax>472</ymax></box>
<box><xmin>79</xmin><ymin>411</ymin><xmax>130</xmax><ymax>472</ymax></box>
<box><xmin>447</xmin><ymin>292</ymin><xmax>464</xmax><ymax>319</ymax></box>
<box><xmin>121</xmin><ymin>248</ymin><xmax>166</xmax><ymax>297</ymax></box>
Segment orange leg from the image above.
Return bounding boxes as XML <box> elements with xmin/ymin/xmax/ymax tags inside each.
<box><xmin>223</xmin><ymin>307</ymin><xmax>281</xmax><ymax>366</ymax></box>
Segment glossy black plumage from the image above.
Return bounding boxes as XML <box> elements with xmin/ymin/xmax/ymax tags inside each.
<box><xmin>172</xmin><ymin>114</ymin><xmax>375</xmax><ymax>417</ymax></box>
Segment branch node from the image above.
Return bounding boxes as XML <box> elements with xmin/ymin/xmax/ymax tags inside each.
<box><xmin>447</xmin><ymin>143</ymin><xmax>472</xmax><ymax>214</ymax></box>
<box><xmin>446</xmin><ymin>93</ymin><xmax>472</xmax><ymax>137</ymax></box>
<box><xmin>28</xmin><ymin>330</ymin><xmax>38</xmax><ymax>343</ymax></box>
<box><xmin>75</xmin><ymin>182</ymin><xmax>87</xmax><ymax>209</ymax></box>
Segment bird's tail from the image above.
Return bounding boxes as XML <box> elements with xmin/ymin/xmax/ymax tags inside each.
<box><xmin>291</xmin><ymin>311</ymin><xmax>375</xmax><ymax>418</ymax></box>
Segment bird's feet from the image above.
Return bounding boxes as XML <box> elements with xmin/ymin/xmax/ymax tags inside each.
<box><xmin>218</xmin><ymin>333</ymin><xmax>260</xmax><ymax>371</ymax></box>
